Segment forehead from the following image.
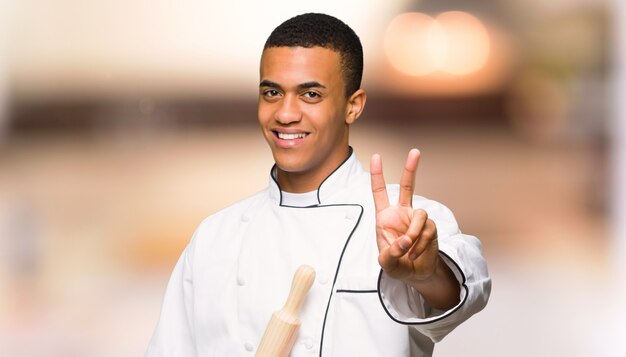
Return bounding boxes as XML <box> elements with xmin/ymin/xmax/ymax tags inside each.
<box><xmin>260</xmin><ymin>46</ymin><xmax>343</xmax><ymax>86</ymax></box>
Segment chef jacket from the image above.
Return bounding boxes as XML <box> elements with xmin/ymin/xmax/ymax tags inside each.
<box><xmin>146</xmin><ymin>151</ymin><xmax>491</xmax><ymax>356</ymax></box>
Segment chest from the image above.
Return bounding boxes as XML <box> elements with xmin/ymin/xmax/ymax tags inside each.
<box><xmin>191</xmin><ymin>203</ymin><xmax>385</xmax><ymax>351</ymax></box>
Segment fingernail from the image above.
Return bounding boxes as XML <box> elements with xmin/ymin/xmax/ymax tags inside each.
<box><xmin>399</xmin><ymin>236</ymin><xmax>411</xmax><ymax>250</ymax></box>
<box><xmin>409</xmin><ymin>253</ymin><xmax>417</xmax><ymax>260</ymax></box>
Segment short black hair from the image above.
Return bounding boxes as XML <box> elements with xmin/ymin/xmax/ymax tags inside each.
<box><xmin>264</xmin><ymin>13</ymin><xmax>363</xmax><ymax>98</ymax></box>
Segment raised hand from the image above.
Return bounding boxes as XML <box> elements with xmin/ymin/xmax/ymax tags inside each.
<box><xmin>371</xmin><ymin>149</ymin><xmax>460</xmax><ymax>309</ymax></box>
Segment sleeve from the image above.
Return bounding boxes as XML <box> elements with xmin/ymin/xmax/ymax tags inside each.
<box><xmin>377</xmin><ymin>197</ymin><xmax>491</xmax><ymax>342</ymax></box>
<box><xmin>145</xmin><ymin>236</ymin><xmax>197</xmax><ymax>356</ymax></box>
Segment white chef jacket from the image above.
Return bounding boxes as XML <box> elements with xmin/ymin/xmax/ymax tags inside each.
<box><xmin>146</xmin><ymin>151</ymin><xmax>491</xmax><ymax>356</ymax></box>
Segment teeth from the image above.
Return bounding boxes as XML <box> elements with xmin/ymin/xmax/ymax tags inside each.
<box><xmin>277</xmin><ymin>132</ymin><xmax>307</xmax><ymax>140</ymax></box>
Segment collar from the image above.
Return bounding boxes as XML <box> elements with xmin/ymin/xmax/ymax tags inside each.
<box><xmin>268</xmin><ymin>148</ymin><xmax>364</xmax><ymax>206</ymax></box>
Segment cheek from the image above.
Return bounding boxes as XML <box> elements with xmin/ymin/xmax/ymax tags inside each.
<box><xmin>257</xmin><ymin>105</ymin><xmax>272</xmax><ymax>126</ymax></box>
<box><xmin>307</xmin><ymin>104</ymin><xmax>343</xmax><ymax>128</ymax></box>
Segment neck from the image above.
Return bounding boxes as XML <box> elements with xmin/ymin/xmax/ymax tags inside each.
<box><xmin>276</xmin><ymin>170</ymin><xmax>323</xmax><ymax>193</ymax></box>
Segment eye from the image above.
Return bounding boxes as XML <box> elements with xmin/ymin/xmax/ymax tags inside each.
<box><xmin>263</xmin><ymin>89</ymin><xmax>280</xmax><ymax>97</ymax></box>
<box><xmin>301</xmin><ymin>91</ymin><xmax>323</xmax><ymax>103</ymax></box>
<box><xmin>303</xmin><ymin>91</ymin><xmax>320</xmax><ymax>98</ymax></box>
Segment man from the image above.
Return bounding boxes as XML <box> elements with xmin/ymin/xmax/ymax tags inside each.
<box><xmin>146</xmin><ymin>13</ymin><xmax>490</xmax><ymax>356</ymax></box>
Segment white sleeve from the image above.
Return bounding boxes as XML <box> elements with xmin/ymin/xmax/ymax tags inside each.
<box><xmin>377</xmin><ymin>198</ymin><xmax>491</xmax><ymax>342</ymax></box>
<box><xmin>145</xmin><ymin>239</ymin><xmax>197</xmax><ymax>356</ymax></box>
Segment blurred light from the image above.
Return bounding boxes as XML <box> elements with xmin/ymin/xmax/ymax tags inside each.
<box><xmin>437</xmin><ymin>11</ymin><xmax>491</xmax><ymax>75</ymax></box>
<box><xmin>384</xmin><ymin>12</ymin><xmax>437</xmax><ymax>76</ymax></box>
<box><xmin>7</xmin><ymin>0</ymin><xmax>412</xmax><ymax>99</ymax></box>
<box><xmin>384</xmin><ymin>11</ymin><xmax>491</xmax><ymax>76</ymax></box>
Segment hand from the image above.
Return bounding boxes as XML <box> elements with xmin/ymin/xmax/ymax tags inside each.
<box><xmin>370</xmin><ymin>149</ymin><xmax>440</xmax><ymax>283</ymax></box>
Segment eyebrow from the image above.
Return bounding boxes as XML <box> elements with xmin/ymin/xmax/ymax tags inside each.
<box><xmin>298</xmin><ymin>81</ymin><xmax>326</xmax><ymax>90</ymax></box>
<box><xmin>259</xmin><ymin>80</ymin><xmax>326</xmax><ymax>90</ymax></box>
<box><xmin>259</xmin><ymin>80</ymin><xmax>280</xmax><ymax>89</ymax></box>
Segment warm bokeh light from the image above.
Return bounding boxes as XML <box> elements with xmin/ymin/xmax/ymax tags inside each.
<box><xmin>437</xmin><ymin>11</ymin><xmax>491</xmax><ymax>75</ymax></box>
<box><xmin>384</xmin><ymin>12</ymin><xmax>438</xmax><ymax>76</ymax></box>
<box><xmin>384</xmin><ymin>11</ymin><xmax>491</xmax><ymax>76</ymax></box>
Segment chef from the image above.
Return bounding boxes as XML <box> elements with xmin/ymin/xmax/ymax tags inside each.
<box><xmin>146</xmin><ymin>13</ymin><xmax>491</xmax><ymax>357</ymax></box>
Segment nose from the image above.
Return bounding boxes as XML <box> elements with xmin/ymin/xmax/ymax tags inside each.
<box><xmin>275</xmin><ymin>95</ymin><xmax>302</xmax><ymax>124</ymax></box>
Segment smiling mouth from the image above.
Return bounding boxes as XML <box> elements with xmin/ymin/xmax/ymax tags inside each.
<box><xmin>274</xmin><ymin>131</ymin><xmax>309</xmax><ymax>140</ymax></box>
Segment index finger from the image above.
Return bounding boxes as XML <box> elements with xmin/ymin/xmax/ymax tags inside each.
<box><xmin>370</xmin><ymin>153</ymin><xmax>389</xmax><ymax>213</ymax></box>
<box><xmin>398</xmin><ymin>149</ymin><xmax>420</xmax><ymax>207</ymax></box>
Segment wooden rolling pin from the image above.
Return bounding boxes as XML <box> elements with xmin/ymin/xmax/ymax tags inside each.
<box><xmin>256</xmin><ymin>265</ymin><xmax>316</xmax><ymax>357</ymax></box>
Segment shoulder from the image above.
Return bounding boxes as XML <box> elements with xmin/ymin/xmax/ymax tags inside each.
<box><xmin>180</xmin><ymin>188</ymin><xmax>270</xmax><ymax>267</ymax></box>
<box><xmin>194</xmin><ymin>188</ymin><xmax>269</xmax><ymax>234</ymax></box>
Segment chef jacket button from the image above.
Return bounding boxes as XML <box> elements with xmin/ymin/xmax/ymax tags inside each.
<box><xmin>237</xmin><ymin>276</ymin><xmax>246</xmax><ymax>286</ymax></box>
<box><xmin>241</xmin><ymin>214</ymin><xmax>250</xmax><ymax>222</ymax></box>
<box><xmin>317</xmin><ymin>274</ymin><xmax>329</xmax><ymax>285</ymax></box>
<box><xmin>303</xmin><ymin>338</ymin><xmax>314</xmax><ymax>350</ymax></box>
<box><xmin>244</xmin><ymin>342</ymin><xmax>254</xmax><ymax>352</ymax></box>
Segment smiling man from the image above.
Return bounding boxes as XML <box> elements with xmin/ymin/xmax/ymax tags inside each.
<box><xmin>146</xmin><ymin>13</ymin><xmax>490</xmax><ymax>356</ymax></box>
<box><xmin>258</xmin><ymin>45</ymin><xmax>361</xmax><ymax>193</ymax></box>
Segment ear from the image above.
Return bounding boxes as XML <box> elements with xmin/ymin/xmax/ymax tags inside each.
<box><xmin>345</xmin><ymin>89</ymin><xmax>367</xmax><ymax>125</ymax></box>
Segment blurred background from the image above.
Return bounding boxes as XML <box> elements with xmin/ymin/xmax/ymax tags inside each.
<box><xmin>0</xmin><ymin>0</ymin><xmax>624</xmax><ymax>355</ymax></box>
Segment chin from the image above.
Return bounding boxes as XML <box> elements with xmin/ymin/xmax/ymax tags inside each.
<box><xmin>275</xmin><ymin>160</ymin><xmax>306</xmax><ymax>173</ymax></box>
<box><xmin>273</xmin><ymin>154</ymin><xmax>309</xmax><ymax>173</ymax></box>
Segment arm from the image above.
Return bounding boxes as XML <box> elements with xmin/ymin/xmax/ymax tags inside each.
<box><xmin>370</xmin><ymin>149</ymin><xmax>459</xmax><ymax>310</ymax></box>
<box><xmin>371</xmin><ymin>150</ymin><xmax>491</xmax><ymax>341</ymax></box>
<box><xmin>145</xmin><ymin>242</ymin><xmax>196</xmax><ymax>356</ymax></box>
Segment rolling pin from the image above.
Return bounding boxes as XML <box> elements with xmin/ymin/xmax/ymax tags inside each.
<box><xmin>255</xmin><ymin>265</ymin><xmax>316</xmax><ymax>357</ymax></box>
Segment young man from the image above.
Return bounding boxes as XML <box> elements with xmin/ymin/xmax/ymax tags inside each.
<box><xmin>147</xmin><ymin>13</ymin><xmax>490</xmax><ymax>356</ymax></box>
